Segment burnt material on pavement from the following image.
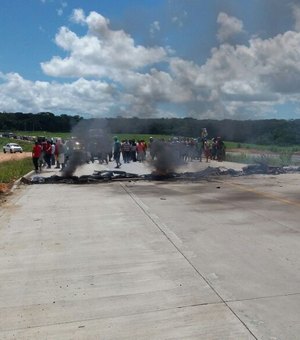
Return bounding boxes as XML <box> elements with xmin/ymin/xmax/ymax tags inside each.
<box><xmin>20</xmin><ymin>164</ymin><xmax>300</xmax><ymax>185</ymax></box>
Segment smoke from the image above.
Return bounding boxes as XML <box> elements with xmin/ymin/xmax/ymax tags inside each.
<box><xmin>62</xmin><ymin>119</ymin><xmax>112</xmax><ymax>177</ymax></box>
<box><xmin>149</xmin><ymin>139</ymin><xmax>185</xmax><ymax>174</ymax></box>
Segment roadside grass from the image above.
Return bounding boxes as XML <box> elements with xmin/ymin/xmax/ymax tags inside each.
<box><xmin>114</xmin><ymin>134</ymin><xmax>172</xmax><ymax>142</ymax></box>
<box><xmin>226</xmin><ymin>151</ymin><xmax>299</xmax><ymax>167</ymax></box>
<box><xmin>15</xmin><ymin>131</ymin><xmax>168</xmax><ymax>142</ymax></box>
<box><xmin>13</xmin><ymin>131</ymin><xmax>71</xmax><ymax>139</ymax></box>
<box><xmin>225</xmin><ymin>141</ymin><xmax>300</xmax><ymax>153</ymax></box>
<box><xmin>0</xmin><ymin>158</ymin><xmax>33</xmax><ymax>184</ymax></box>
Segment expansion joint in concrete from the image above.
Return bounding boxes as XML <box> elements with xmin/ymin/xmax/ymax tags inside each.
<box><xmin>121</xmin><ymin>183</ymin><xmax>259</xmax><ymax>340</ymax></box>
<box><xmin>225</xmin><ymin>292</ymin><xmax>300</xmax><ymax>304</ymax></box>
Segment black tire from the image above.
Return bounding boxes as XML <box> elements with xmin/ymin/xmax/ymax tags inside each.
<box><xmin>10</xmin><ymin>149</ymin><xmax>13</xmax><ymax>153</ymax></box>
<box><xmin>3</xmin><ymin>149</ymin><xmax>6</xmax><ymax>153</ymax></box>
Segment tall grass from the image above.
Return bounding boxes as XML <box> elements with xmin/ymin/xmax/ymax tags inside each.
<box><xmin>0</xmin><ymin>158</ymin><xmax>33</xmax><ymax>183</ymax></box>
<box><xmin>225</xmin><ymin>141</ymin><xmax>300</xmax><ymax>153</ymax></box>
<box><xmin>226</xmin><ymin>151</ymin><xmax>299</xmax><ymax>166</ymax></box>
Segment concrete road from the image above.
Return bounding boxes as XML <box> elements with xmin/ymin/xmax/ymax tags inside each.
<box><xmin>0</xmin><ymin>159</ymin><xmax>299</xmax><ymax>339</ymax></box>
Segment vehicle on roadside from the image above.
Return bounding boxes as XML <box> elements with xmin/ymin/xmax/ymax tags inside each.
<box><xmin>3</xmin><ymin>143</ymin><xmax>23</xmax><ymax>153</ymax></box>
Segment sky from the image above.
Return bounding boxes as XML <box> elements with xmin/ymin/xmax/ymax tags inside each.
<box><xmin>1</xmin><ymin>0</ymin><xmax>300</xmax><ymax>120</ymax></box>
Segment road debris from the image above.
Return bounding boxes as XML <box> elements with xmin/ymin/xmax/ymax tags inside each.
<box><xmin>20</xmin><ymin>164</ymin><xmax>300</xmax><ymax>185</ymax></box>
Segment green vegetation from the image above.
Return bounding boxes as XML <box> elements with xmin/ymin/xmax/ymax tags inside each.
<box><xmin>114</xmin><ymin>134</ymin><xmax>171</xmax><ymax>143</ymax></box>
<box><xmin>225</xmin><ymin>141</ymin><xmax>300</xmax><ymax>153</ymax></box>
<box><xmin>13</xmin><ymin>131</ymin><xmax>71</xmax><ymax>139</ymax></box>
<box><xmin>12</xmin><ymin>131</ymin><xmax>168</xmax><ymax>142</ymax></box>
<box><xmin>2</xmin><ymin>112</ymin><xmax>300</xmax><ymax>146</ymax></box>
<box><xmin>0</xmin><ymin>158</ymin><xmax>33</xmax><ymax>183</ymax></box>
<box><xmin>226</xmin><ymin>151</ymin><xmax>299</xmax><ymax>167</ymax></box>
<box><xmin>0</xmin><ymin>137</ymin><xmax>32</xmax><ymax>152</ymax></box>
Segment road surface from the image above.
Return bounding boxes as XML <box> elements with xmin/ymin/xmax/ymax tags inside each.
<box><xmin>0</xmin><ymin>159</ymin><xmax>299</xmax><ymax>339</ymax></box>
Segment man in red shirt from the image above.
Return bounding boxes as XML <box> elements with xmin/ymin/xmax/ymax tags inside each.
<box><xmin>32</xmin><ymin>141</ymin><xmax>42</xmax><ymax>173</ymax></box>
<box><xmin>44</xmin><ymin>140</ymin><xmax>52</xmax><ymax>168</ymax></box>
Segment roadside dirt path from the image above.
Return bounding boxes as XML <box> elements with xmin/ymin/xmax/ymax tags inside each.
<box><xmin>0</xmin><ymin>152</ymin><xmax>31</xmax><ymax>163</ymax></box>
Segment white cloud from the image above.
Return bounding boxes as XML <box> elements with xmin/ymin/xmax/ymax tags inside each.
<box><xmin>0</xmin><ymin>72</ymin><xmax>115</xmax><ymax>115</ymax></box>
<box><xmin>70</xmin><ymin>8</ymin><xmax>86</xmax><ymax>24</ymax></box>
<box><xmin>150</xmin><ymin>21</ymin><xmax>160</xmax><ymax>37</ymax></box>
<box><xmin>171</xmin><ymin>10</ymin><xmax>187</xmax><ymax>27</ymax></box>
<box><xmin>42</xmin><ymin>10</ymin><xmax>167</xmax><ymax>79</ymax></box>
<box><xmin>56</xmin><ymin>2</ymin><xmax>67</xmax><ymax>17</ymax></box>
<box><xmin>3</xmin><ymin>8</ymin><xmax>300</xmax><ymax>119</ymax></box>
<box><xmin>217</xmin><ymin>12</ymin><xmax>244</xmax><ymax>43</ymax></box>
<box><xmin>163</xmin><ymin>27</ymin><xmax>300</xmax><ymax>118</ymax></box>
<box><xmin>292</xmin><ymin>4</ymin><xmax>300</xmax><ymax>32</ymax></box>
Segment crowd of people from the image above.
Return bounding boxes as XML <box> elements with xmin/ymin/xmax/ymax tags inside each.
<box><xmin>31</xmin><ymin>138</ymin><xmax>67</xmax><ymax>173</ymax></box>
<box><xmin>113</xmin><ymin>133</ymin><xmax>226</xmax><ymax>168</ymax></box>
<box><xmin>113</xmin><ymin>137</ymin><xmax>148</xmax><ymax>168</ymax></box>
<box><xmin>31</xmin><ymin>130</ymin><xmax>226</xmax><ymax>173</ymax></box>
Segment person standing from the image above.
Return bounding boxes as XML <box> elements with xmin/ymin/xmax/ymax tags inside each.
<box><xmin>196</xmin><ymin>137</ymin><xmax>203</xmax><ymax>162</ymax></box>
<box><xmin>113</xmin><ymin>136</ymin><xmax>121</xmax><ymax>168</ymax></box>
<box><xmin>204</xmin><ymin>140</ymin><xmax>211</xmax><ymax>163</ymax></box>
<box><xmin>216</xmin><ymin>137</ymin><xmax>226</xmax><ymax>161</ymax></box>
<box><xmin>44</xmin><ymin>140</ymin><xmax>52</xmax><ymax>168</ymax></box>
<box><xmin>51</xmin><ymin>141</ymin><xmax>56</xmax><ymax>166</ymax></box>
<box><xmin>149</xmin><ymin>137</ymin><xmax>155</xmax><ymax>160</ymax></box>
<box><xmin>122</xmin><ymin>140</ymin><xmax>131</xmax><ymax>163</ymax></box>
<box><xmin>32</xmin><ymin>141</ymin><xmax>42</xmax><ymax>173</ymax></box>
<box><xmin>136</xmin><ymin>141</ymin><xmax>144</xmax><ymax>162</ymax></box>
<box><xmin>58</xmin><ymin>139</ymin><xmax>66</xmax><ymax>170</ymax></box>
<box><xmin>130</xmin><ymin>140</ymin><xmax>137</xmax><ymax>162</ymax></box>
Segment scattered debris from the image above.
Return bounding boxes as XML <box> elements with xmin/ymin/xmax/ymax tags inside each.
<box><xmin>242</xmin><ymin>164</ymin><xmax>300</xmax><ymax>175</ymax></box>
<box><xmin>20</xmin><ymin>164</ymin><xmax>300</xmax><ymax>186</ymax></box>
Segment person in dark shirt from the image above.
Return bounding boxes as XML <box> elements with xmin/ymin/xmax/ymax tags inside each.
<box><xmin>113</xmin><ymin>136</ymin><xmax>121</xmax><ymax>168</ymax></box>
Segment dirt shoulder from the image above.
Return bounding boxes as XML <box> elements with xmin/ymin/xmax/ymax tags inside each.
<box><xmin>0</xmin><ymin>152</ymin><xmax>31</xmax><ymax>163</ymax></box>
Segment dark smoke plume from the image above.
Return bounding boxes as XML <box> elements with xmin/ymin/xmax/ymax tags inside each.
<box><xmin>150</xmin><ymin>139</ymin><xmax>185</xmax><ymax>174</ymax></box>
<box><xmin>62</xmin><ymin>120</ymin><xmax>111</xmax><ymax>177</ymax></box>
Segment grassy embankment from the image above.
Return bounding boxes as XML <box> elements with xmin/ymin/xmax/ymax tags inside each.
<box><xmin>0</xmin><ymin>158</ymin><xmax>33</xmax><ymax>184</ymax></box>
<box><xmin>225</xmin><ymin>142</ymin><xmax>300</xmax><ymax>166</ymax></box>
<box><xmin>0</xmin><ymin>158</ymin><xmax>33</xmax><ymax>194</ymax></box>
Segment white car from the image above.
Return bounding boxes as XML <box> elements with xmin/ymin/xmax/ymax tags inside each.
<box><xmin>3</xmin><ymin>143</ymin><xmax>23</xmax><ymax>153</ymax></box>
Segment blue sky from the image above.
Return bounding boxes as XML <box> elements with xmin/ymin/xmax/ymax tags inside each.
<box><xmin>1</xmin><ymin>0</ymin><xmax>300</xmax><ymax>120</ymax></box>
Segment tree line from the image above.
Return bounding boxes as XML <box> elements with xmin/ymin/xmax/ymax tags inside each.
<box><xmin>1</xmin><ymin>112</ymin><xmax>300</xmax><ymax>146</ymax></box>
